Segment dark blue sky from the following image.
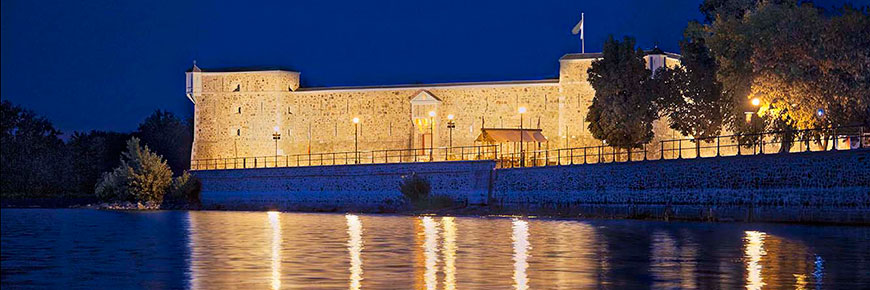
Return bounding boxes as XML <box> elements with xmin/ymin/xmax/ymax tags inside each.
<box><xmin>1</xmin><ymin>0</ymin><xmax>863</xmax><ymax>133</ymax></box>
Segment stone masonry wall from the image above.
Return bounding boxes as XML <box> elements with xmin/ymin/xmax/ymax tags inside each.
<box><xmin>492</xmin><ymin>150</ymin><xmax>870</xmax><ymax>209</ymax></box>
<box><xmin>193</xmin><ymin>160</ymin><xmax>495</xmax><ymax>211</ymax></box>
<box><xmin>190</xmin><ymin>54</ymin><xmax>682</xmax><ymax>164</ymax></box>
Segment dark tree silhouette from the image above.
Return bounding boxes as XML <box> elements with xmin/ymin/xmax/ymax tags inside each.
<box><xmin>585</xmin><ymin>36</ymin><xmax>657</xmax><ymax>159</ymax></box>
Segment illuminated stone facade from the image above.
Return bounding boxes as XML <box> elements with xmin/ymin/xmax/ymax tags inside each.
<box><xmin>186</xmin><ymin>52</ymin><xmax>681</xmax><ymax>163</ymax></box>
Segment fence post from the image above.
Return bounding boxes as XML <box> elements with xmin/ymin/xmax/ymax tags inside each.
<box><xmin>716</xmin><ymin>136</ymin><xmax>721</xmax><ymax>157</ymax></box>
<box><xmin>660</xmin><ymin>141</ymin><xmax>665</xmax><ymax>160</ymax></box>
<box><xmin>598</xmin><ymin>146</ymin><xmax>602</xmax><ymax>163</ymax></box>
<box><xmin>832</xmin><ymin>128</ymin><xmax>838</xmax><ymax>150</ymax></box>
<box><xmin>759</xmin><ymin>135</ymin><xmax>764</xmax><ymax>154</ymax></box>
<box><xmin>679</xmin><ymin>140</ymin><xmax>683</xmax><ymax>159</ymax></box>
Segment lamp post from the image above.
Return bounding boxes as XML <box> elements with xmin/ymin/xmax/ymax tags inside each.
<box><xmin>447</xmin><ymin>114</ymin><xmax>455</xmax><ymax>149</ymax></box>
<box><xmin>428</xmin><ymin>110</ymin><xmax>436</xmax><ymax>161</ymax></box>
<box><xmin>272</xmin><ymin>126</ymin><xmax>281</xmax><ymax>166</ymax></box>
<box><xmin>518</xmin><ymin>106</ymin><xmax>527</xmax><ymax>167</ymax></box>
<box><xmin>352</xmin><ymin>117</ymin><xmax>359</xmax><ymax>164</ymax></box>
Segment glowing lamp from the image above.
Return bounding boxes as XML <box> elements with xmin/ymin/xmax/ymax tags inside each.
<box><xmin>352</xmin><ymin>117</ymin><xmax>359</xmax><ymax>124</ymax></box>
<box><xmin>751</xmin><ymin>98</ymin><xmax>761</xmax><ymax>106</ymax></box>
<box><xmin>428</xmin><ymin>111</ymin><xmax>436</xmax><ymax>117</ymax></box>
<box><xmin>447</xmin><ymin>114</ymin><xmax>454</xmax><ymax>120</ymax></box>
<box><xmin>518</xmin><ymin>107</ymin><xmax>527</xmax><ymax>114</ymax></box>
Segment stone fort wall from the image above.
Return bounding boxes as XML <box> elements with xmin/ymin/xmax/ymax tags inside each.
<box><xmin>187</xmin><ymin>53</ymin><xmax>682</xmax><ymax>163</ymax></box>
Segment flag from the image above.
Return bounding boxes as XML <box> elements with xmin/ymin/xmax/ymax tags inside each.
<box><xmin>571</xmin><ymin>13</ymin><xmax>584</xmax><ymax>39</ymax></box>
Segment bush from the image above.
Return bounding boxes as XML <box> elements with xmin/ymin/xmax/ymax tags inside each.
<box><xmin>95</xmin><ymin>137</ymin><xmax>172</xmax><ymax>204</ymax></box>
<box><xmin>400</xmin><ymin>173</ymin><xmax>430</xmax><ymax>202</ymax></box>
<box><xmin>166</xmin><ymin>171</ymin><xmax>202</xmax><ymax>205</ymax></box>
<box><xmin>399</xmin><ymin>173</ymin><xmax>455</xmax><ymax>210</ymax></box>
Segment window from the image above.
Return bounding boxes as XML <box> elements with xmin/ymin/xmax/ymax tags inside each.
<box><xmin>238</xmin><ymin>107</ymin><xmax>242</xmax><ymax>114</ymax></box>
<box><xmin>233</xmin><ymin>84</ymin><xmax>240</xmax><ymax>92</ymax></box>
<box><xmin>237</xmin><ymin>129</ymin><xmax>241</xmax><ymax>136</ymax></box>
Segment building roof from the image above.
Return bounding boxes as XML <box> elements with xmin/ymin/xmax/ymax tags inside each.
<box><xmin>560</xmin><ymin>50</ymin><xmax>681</xmax><ymax>61</ymax></box>
<box><xmin>186</xmin><ymin>64</ymin><xmax>298</xmax><ymax>73</ymax></box>
<box><xmin>295</xmin><ymin>79</ymin><xmax>559</xmax><ymax>92</ymax></box>
<box><xmin>475</xmin><ymin>128</ymin><xmax>548</xmax><ymax>143</ymax></box>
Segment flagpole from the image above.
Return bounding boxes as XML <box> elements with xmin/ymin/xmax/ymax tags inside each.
<box><xmin>581</xmin><ymin>12</ymin><xmax>585</xmax><ymax>53</ymax></box>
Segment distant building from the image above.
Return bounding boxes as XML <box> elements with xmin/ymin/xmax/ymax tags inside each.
<box><xmin>185</xmin><ymin>50</ymin><xmax>681</xmax><ymax>163</ymax></box>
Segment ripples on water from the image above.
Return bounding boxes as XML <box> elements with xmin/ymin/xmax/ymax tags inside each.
<box><xmin>2</xmin><ymin>209</ymin><xmax>869</xmax><ymax>289</ymax></box>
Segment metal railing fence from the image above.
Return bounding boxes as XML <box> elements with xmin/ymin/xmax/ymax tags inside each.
<box><xmin>192</xmin><ymin>126</ymin><xmax>868</xmax><ymax>170</ymax></box>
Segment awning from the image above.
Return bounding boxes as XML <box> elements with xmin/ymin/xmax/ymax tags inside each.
<box><xmin>475</xmin><ymin>128</ymin><xmax>548</xmax><ymax>143</ymax></box>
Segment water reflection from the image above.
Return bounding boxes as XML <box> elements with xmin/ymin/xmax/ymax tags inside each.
<box><xmin>650</xmin><ymin>230</ymin><xmax>698</xmax><ymax>289</ymax></box>
<box><xmin>346</xmin><ymin>214</ymin><xmax>363</xmax><ymax>290</ymax></box>
<box><xmin>421</xmin><ymin>217</ymin><xmax>439</xmax><ymax>290</ymax></box>
<box><xmin>158</xmin><ymin>211</ymin><xmax>870</xmax><ymax>289</ymax></box>
<box><xmin>512</xmin><ymin>219</ymin><xmax>530</xmax><ymax>290</ymax></box>
<box><xmin>441</xmin><ymin>217</ymin><xmax>457</xmax><ymax>290</ymax></box>
<box><xmin>744</xmin><ymin>231</ymin><xmax>767</xmax><ymax>290</ymax></box>
<box><xmin>268</xmin><ymin>212</ymin><xmax>281</xmax><ymax>290</ymax></box>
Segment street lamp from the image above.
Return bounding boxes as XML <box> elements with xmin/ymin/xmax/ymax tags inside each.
<box><xmin>428</xmin><ymin>110</ymin><xmax>436</xmax><ymax>161</ymax></box>
<box><xmin>447</xmin><ymin>114</ymin><xmax>455</xmax><ymax>150</ymax></box>
<box><xmin>518</xmin><ymin>106</ymin><xmax>527</xmax><ymax>167</ymax></box>
<box><xmin>272</xmin><ymin>126</ymin><xmax>281</xmax><ymax>166</ymax></box>
<box><xmin>352</xmin><ymin>117</ymin><xmax>359</xmax><ymax>164</ymax></box>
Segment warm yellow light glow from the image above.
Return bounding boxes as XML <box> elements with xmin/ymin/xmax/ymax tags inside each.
<box><xmin>751</xmin><ymin>98</ymin><xmax>761</xmax><ymax>106</ymax></box>
<box><xmin>352</xmin><ymin>117</ymin><xmax>359</xmax><ymax>124</ymax></box>
<box><xmin>744</xmin><ymin>231</ymin><xmax>767</xmax><ymax>290</ymax></box>
<box><xmin>518</xmin><ymin>107</ymin><xmax>527</xmax><ymax>114</ymax></box>
<box><xmin>346</xmin><ymin>214</ymin><xmax>363</xmax><ymax>290</ymax></box>
<box><xmin>447</xmin><ymin>114</ymin><xmax>454</xmax><ymax>120</ymax></box>
<box><xmin>442</xmin><ymin>217</ymin><xmax>457</xmax><ymax>290</ymax></box>
<box><xmin>512</xmin><ymin>219</ymin><xmax>529</xmax><ymax>290</ymax></box>
<box><xmin>268</xmin><ymin>211</ymin><xmax>281</xmax><ymax>290</ymax></box>
<box><xmin>422</xmin><ymin>217</ymin><xmax>439</xmax><ymax>290</ymax></box>
<box><xmin>428</xmin><ymin>111</ymin><xmax>436</xmax><ymax>117</ymax></box>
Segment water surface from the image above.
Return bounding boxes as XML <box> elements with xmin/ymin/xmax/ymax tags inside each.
<box><xmin>2</xmin><ymin>209</ymin><xmax>869</xmax><ymax>289</ymax></box>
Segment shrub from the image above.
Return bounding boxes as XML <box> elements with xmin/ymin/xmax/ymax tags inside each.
<box><xmin>399</xmin><ymin>173</ymin><xmax>430</xmax><ymax>202</ymax></box>
<box><xmin>166</xmin><ymin>171</ymin><xmax>202</xmax><ymax>205</ymax></box>
<box><xmin>399</xmin><ymin>174</ymin><xmax>455</xmax><ymax>210</ymax></box>
<box><xmin>95</xmin><ymin>137</ymin><xmax>172</xmax><ymax>204</ymax></box>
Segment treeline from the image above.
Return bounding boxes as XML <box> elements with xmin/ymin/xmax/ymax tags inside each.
<box><xmin>586</xmin><ymin>1</ymin><xmax>869</xmax><ymax>154</ymax></box>
<box><xmin>0</xmin><ymin>100</ymin><xmax>193</xmax><ymax>199</ymax></box>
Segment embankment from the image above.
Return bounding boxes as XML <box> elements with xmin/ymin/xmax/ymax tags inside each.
<box><xmin>193</xmin><ymin>149</ymin><xmax>870</xmax><ymax>224</ymax></box>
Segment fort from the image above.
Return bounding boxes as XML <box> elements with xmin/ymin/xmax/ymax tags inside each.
<box><xmin>185</xmin><ymin>51</ymin><xmax>682</xmax><ymax>163</ymax></box>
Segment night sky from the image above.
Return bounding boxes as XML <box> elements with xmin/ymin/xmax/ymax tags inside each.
<box><xmin>1</xmin><ymin>0</ymin><xmax>864</xmax><ymax>134</ymax></box>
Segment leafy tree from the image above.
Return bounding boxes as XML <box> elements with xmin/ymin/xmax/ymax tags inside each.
<box><xmin>95</xmin><ymin>137</ymin><xmax>173</xmax><ymax>204</ymax></box>
<box><xmin>704</xmin><ymin>1</ymin><xmax>870</xmax><ymax>137</ymax></box>
<box><xmin>67</xmin><ymin>131</ymin><xmax>132</xmax><ymax>194</ymax></box>
<box><xmin>585</xmin><ymin>36</ymin><xmax>657</xmax><ymax>159</ymax></box>
<box><xmin>0</xmin><ymin>100</ymin><xmax>69</xmax><ymax>197</ymax></box>
<box><xmin>653</xmin><ymin>27</ymin><xmax>730</xmax><ymax>156</ymax></box>
<box><xmin>136</xmin><ymin>110</ymin><xmax>193</xmax><ymax>176</ymax></box>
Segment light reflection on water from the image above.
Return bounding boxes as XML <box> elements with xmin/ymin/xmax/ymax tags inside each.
<box><xmin>2</xmin><ymin>209</ymin><xmax>870</xmax><ymax>289</ymax></box>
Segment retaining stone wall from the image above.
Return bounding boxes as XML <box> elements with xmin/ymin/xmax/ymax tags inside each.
<box><xmin>193</xmin><ymin>160</ymin><xmax>494</xmax><ymax>211</ymax></box>
<box><xmin>492</xmin><ymin>150</ymin><xmax>870</xmax><ymax>208</ymax></box>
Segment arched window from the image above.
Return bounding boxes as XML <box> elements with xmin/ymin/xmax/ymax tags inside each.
<box><xmin>237</xmin><ymin>129</ymin><xmax>241</xmax><ymax>136</ymax></box>
<box><xmin>238</xmin><ymin>107</ymin><xmax>242</xmax><ymax>114</ymax></box>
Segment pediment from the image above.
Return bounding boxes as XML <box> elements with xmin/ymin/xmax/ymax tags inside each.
<box><xmin>410</xmin><ymin>90</ymin><xmax>442</xmax><ymax>105</ymax></box>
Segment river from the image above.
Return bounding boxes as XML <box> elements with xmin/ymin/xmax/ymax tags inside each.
<box><xmin>2</xmin><ymin>209</ymin><xmax>868</xmax><ymax>289</ymax></box>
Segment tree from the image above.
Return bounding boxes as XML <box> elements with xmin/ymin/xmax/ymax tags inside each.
<box><xmin>585</xmin><ymin>36</ymin><xmax>658</xmax><ymax>159</ymax></box>
<box><xmin>0</xmin><ymin>100</ymin><xmax>69</xmax><ymax>197</ymax></box>
<box><xmin>704</xmin><ymin>1</ymin><xmax>870</xmax><ymax>137</ymax></box>
<box><xmin>653</xmin><ymin>26</ymin><xmax>730</xmax><ymax>156</ymax></box>
<box><xmin>67</xmin><ymin>131</ymin><xmax>132</xmax><ymax>194</ymax></box>
<box><xmin>136</xmin><ymin>110</ymin><xmax>193</xmax><ymax>176</ymax></box>
<box><xmin>95</xmin><ymin>137</ymin><xmax>173</xmax><ymax>204</ymax></box>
